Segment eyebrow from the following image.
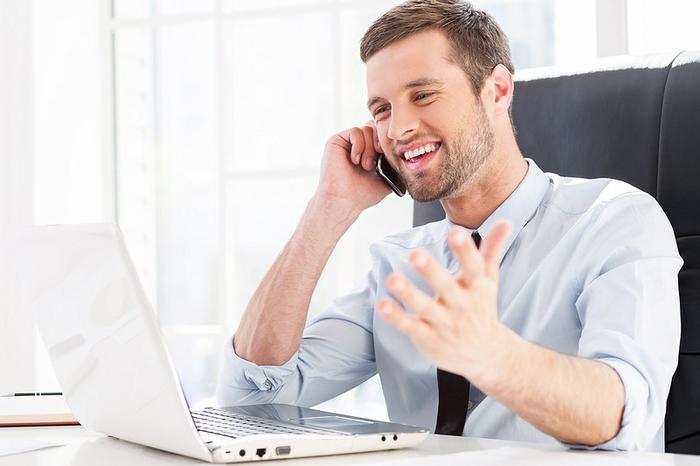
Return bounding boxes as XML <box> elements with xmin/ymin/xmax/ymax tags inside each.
<box><xmin>367</xmin><ymin>77</ymin><xmax>444</xmax><ymax>110</ymax></box>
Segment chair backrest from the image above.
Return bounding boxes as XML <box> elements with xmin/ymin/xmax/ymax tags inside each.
<box><xmin>412</xmin><ymin>51</ymin><xmax>700</xmax><ymax>454</ymax></box>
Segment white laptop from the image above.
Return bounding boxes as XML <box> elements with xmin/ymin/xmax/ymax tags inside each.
<box><xmin>8</xmin><ymin>224</ymin><xmax>429</xmax><ymax>463</ymax></box>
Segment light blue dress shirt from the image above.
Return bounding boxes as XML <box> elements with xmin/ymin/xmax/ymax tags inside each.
<box><xmin>217</xmin><ymin>159</ymin><xmax>682</xmax><ymax>452</ymax></box>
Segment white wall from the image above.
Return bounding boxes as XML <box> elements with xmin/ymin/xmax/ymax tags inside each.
<box><xmin>0</xmin><ymin>0</ymin><xmax>113</xmax><ymax>392</ymax></box>
<box><xmin>0</xmin><ymin>0</ymin><xmax>36</xmax><ymax>393</ymax></box>
<box><xmin>33</xmin><ymin>0</ymin><xmax>114</xmax><ymax>225</ymax></box>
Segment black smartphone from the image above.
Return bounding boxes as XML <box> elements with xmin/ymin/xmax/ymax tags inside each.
<box><xmin>376</xmin><ymin>154</ymin><xmax>407</xmax><ymax>197</ymax></box>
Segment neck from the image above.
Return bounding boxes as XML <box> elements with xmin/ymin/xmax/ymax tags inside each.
<box><xmin>440</xmin><ymin>143</ymin><xmax>528</xmax><ymax>230</ymax></box>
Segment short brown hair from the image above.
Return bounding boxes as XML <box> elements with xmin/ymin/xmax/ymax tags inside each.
<box><xmin>360</xmin><ymin>0</ymin><xmax>514</xmax><ymax>97</ymax></box>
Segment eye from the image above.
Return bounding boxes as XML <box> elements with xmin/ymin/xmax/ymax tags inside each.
<box><xmin>415</xmin><ymin>92</ymin><xmax>434</xmax><ymax>101</ymax></box>
<box><xmin>374</xmin><ymin>105</ymin><xmax>390</xmax><ymax>116</ymax></box>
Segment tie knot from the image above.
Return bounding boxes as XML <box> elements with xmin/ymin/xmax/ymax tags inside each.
<box><xmin>471</xmin><ymin>231</ymin><xmax>481</xmax><ymax>248</ymax></box>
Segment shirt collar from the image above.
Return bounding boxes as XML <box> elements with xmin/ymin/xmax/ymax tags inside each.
<box><xmin>446</xmin><ymin>158</ymin><xmax>550</xmax><ymax>264</ymax></box>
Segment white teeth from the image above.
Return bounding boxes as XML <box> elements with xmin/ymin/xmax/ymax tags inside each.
<box><xmin>403</xmin><ymin>143</ymin><xmax>439</xmax><ymax>160</ymax></box>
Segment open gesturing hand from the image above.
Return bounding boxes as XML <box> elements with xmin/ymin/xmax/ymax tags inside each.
<box><xmin>378</xmin><ymin>221</ymin><xmax>512</xmax><ymax>381</ymax></box>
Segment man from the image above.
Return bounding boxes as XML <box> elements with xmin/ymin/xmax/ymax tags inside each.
<box><xmin>217</xmin><ymin>0</ymin><xmax>682</xmax><ymax>451</ymax></box>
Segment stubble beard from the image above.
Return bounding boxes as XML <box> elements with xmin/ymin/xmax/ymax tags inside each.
<box><xmin>405</xmin><ymin>104</ymin><xmax>495</xmax><ymax>203</ymax></box>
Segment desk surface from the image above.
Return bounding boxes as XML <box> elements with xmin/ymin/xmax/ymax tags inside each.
<box><xmin>1</xmin><ymin>425</ymin><xmax>699</xmax><ymax>465</ymax></box>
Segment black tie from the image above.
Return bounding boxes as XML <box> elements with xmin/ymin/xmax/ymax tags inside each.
<box><xmin>435</xmin><ymin>231</ymin><xmax>480</xmax><ymax>436</ymax></box>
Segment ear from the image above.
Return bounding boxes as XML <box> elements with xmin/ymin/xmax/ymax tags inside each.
<box><xmin>485</xmin><ymin>64</ymin><xmax>514</xmax><ymax>118</ymax></box>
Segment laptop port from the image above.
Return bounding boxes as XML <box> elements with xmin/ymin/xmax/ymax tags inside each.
<box><xmin>238</xmin><ymin>449</ymin><xmax>245</xmax><ymax>457</ymax></box>
<box><xmin>275</xmin><ymin>446</ymin><xmax>291</xmax><ymax>456</ymax></box>
<box><xmin>256</xmin><ymin>448</ymin><xmax>266</xmax><ymax>458</ymax></box>
<box><xmin>393</xmin><ymin>435</ymin><xmax>398</xmax><ymax>441</ymax></box>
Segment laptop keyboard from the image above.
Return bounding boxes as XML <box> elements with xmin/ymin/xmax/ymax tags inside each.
<box><xmin>192</xmin><ymin>407</ymin><xmax>350</xmax><ymax>439</ymax></box>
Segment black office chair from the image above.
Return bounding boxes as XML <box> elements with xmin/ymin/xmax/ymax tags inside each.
<box><xmin>412</xmin><ymin>51</ymin><xmax>700</xmax><ymax>453</ymax></box>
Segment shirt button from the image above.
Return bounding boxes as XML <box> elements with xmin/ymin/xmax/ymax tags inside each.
<box><xmin>263</xmin><ymin>379</ymin><xmax>272</xmax><ymax>390</ymax></box>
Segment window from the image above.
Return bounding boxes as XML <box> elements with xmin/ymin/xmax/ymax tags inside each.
<box><xmin>627</xmin><ymin>0</ymin><xmax>700</xmax><ymax>55</ymax></box>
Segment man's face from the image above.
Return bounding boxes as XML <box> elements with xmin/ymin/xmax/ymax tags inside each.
<box><xmin>366</xmin><ymin>29</ymin><xmax>495</xmax><ymax>202</ymax></box>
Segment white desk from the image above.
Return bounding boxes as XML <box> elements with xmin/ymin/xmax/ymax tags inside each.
<box><xmin>1</xmin><ymin>426</ymin><xmax>699</xmax><ymax>465</ymax></box>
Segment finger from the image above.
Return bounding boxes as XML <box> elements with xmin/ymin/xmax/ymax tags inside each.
<box><xmin>378</xmin><ymin>297</ymin><xmax>434</xmax><ymax>338</ymax></box>
<box><xmin>366</xmin><ymin>120</ymin><xmax>383</xmax><ymax>154</ymax></box>
<box><xmin>348</xmin><ymin>127</ymin><xmax>365</xmax><ymax>165</ymax></box>
<box><xmin>360</xmin><ymin>125</ymin><xmax>377</xmax><ymax>171</ymax></box>
<box><xmin>385</xmin><ymin>272</ymin><xmax>447</xmax><ymax>327</ymax></box>
<box><xmin>408</xmin><ymin>248</ymin><xmax>464</xmax><ymax>310</ymax></box>
<box><xmin>448</xmin><ymin>227</ymin><xmax>484</xmax><ymax>286</ymax></box>
<box><xmin>333</xmin><ymin>130</ymin><xmax>352</xmax><ymax>152</ymax></box>
<box><xmin>481</xmin><ymin>221</ymin><xmax>512</xmax><ymax>280</ymax></box>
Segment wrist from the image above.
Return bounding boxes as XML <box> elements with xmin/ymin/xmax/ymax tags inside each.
<box><xmin>308</xmin><ymin>193</ymin><xmax>362</xmax><ymax>227</ymax></box>
<box><xmin>467</xmin><ymin>324</ymin><xmax>526</xmax><ymax>394</ymax></box>
<box><xmin>293</xmin><ymin>195</ymin><xmax>359</xmax><ymax>250</ymax></box>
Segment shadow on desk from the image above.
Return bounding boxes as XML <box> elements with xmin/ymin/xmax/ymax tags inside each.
<box><xmin>67</xmin><ymin>435</ymin><xmax>510</xmax><ymax>465</ymax></box>
<box><xmin>9</xmin><ymin>429</ymin><xmax>699</xmax><ymax>466</ymax></box>
<box><xmin>69</xmin><ymin>437</ymin><xmax>201</xmax><ymax>465</ymax></box>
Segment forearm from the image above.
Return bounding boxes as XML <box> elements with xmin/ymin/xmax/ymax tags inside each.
<box><xmin>472</xmin><ymin>327</ymin><xmax>625</xmax><ymax>446</ymax></box>
<box><xmin>233</xmin><ymin>195</ymin><xmax>359</xmax><ymax>366</ymax></box>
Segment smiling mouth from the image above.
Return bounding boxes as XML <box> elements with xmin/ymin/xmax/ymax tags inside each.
<box><xmin>402</xmin><ymin>142</ymin><xmax>441</xmax><ymax>164</ymax></box>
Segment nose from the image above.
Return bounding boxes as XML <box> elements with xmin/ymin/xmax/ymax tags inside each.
<box><xmin>387</xmin><ymin>104</ymin><xmax>419</xmax><ymax>141</ymax></box>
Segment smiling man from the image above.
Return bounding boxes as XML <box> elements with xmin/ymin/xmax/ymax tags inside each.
<box><xmin>217</xmin><ymin>0</ymin><xmax>682</xmax><ymax>452</ymax></box>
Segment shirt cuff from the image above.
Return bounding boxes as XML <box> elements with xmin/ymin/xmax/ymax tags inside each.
<box><xmin>218</xmin><ymin>335</ymin><xmax>299</xmax><ymax>394</ymax></box>
<box><xmin>561</xmin><ymin>357</ymin><xmax>650</xmax><ymax>451</ymax></box>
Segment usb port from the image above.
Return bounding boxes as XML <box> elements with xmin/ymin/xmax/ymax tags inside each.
<box><xmin>275</xmin><ymin>446</ymin><xmax>291</xmax><ymax>456</ymax></box>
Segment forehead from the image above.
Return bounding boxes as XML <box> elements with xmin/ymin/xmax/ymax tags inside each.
<box><xmin>365</xmin><ymin>29</ymin><xmax>463</xmax><ymax>99</ymax></box>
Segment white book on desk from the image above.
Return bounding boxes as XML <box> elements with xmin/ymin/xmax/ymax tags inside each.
<box><xmin>0</xmin><ymin>394</ymin><xmax>78</xmax><ymax>427</ymax></box>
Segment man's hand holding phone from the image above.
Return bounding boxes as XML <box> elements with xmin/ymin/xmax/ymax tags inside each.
<box><xmin>315</xmin><ymin>122</ymin><xmax>394</xmax><ymax>218</ymax></box>
<box><xmin>234</xmin><ymin>122</ymin><xmax>393</xmax><ymax>366</ymax></box>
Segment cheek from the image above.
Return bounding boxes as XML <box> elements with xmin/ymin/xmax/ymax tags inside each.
<box><xmin>423</xmin><ymin>103</ymin><xmax>472</xmax><ymax>146</ymax></box>
<box><xmin>422</xmin><ymin>102</ymin><xmax>457</xmax><ymax>130</ymax></box>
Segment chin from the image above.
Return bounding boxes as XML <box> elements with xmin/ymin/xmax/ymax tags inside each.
<box><xmin>407</xmin><ymin>186</ymin><xmax>443</xmax><ymax>203</ymax></box>
<box><xmin>406</xmin><ymin>173</ymin><xmax>458</xmax><ymax>201</ymax></box>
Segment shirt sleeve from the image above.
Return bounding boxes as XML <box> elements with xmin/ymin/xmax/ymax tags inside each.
<box><xmin>216</xmin><ymin>267</ymin><xmax>378</xmax><ymax>408</ymax></box>
<box><xmin>571</xmin><ymin>191</ymin><xmax>683</xmax><ymax>451</ymax></box>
